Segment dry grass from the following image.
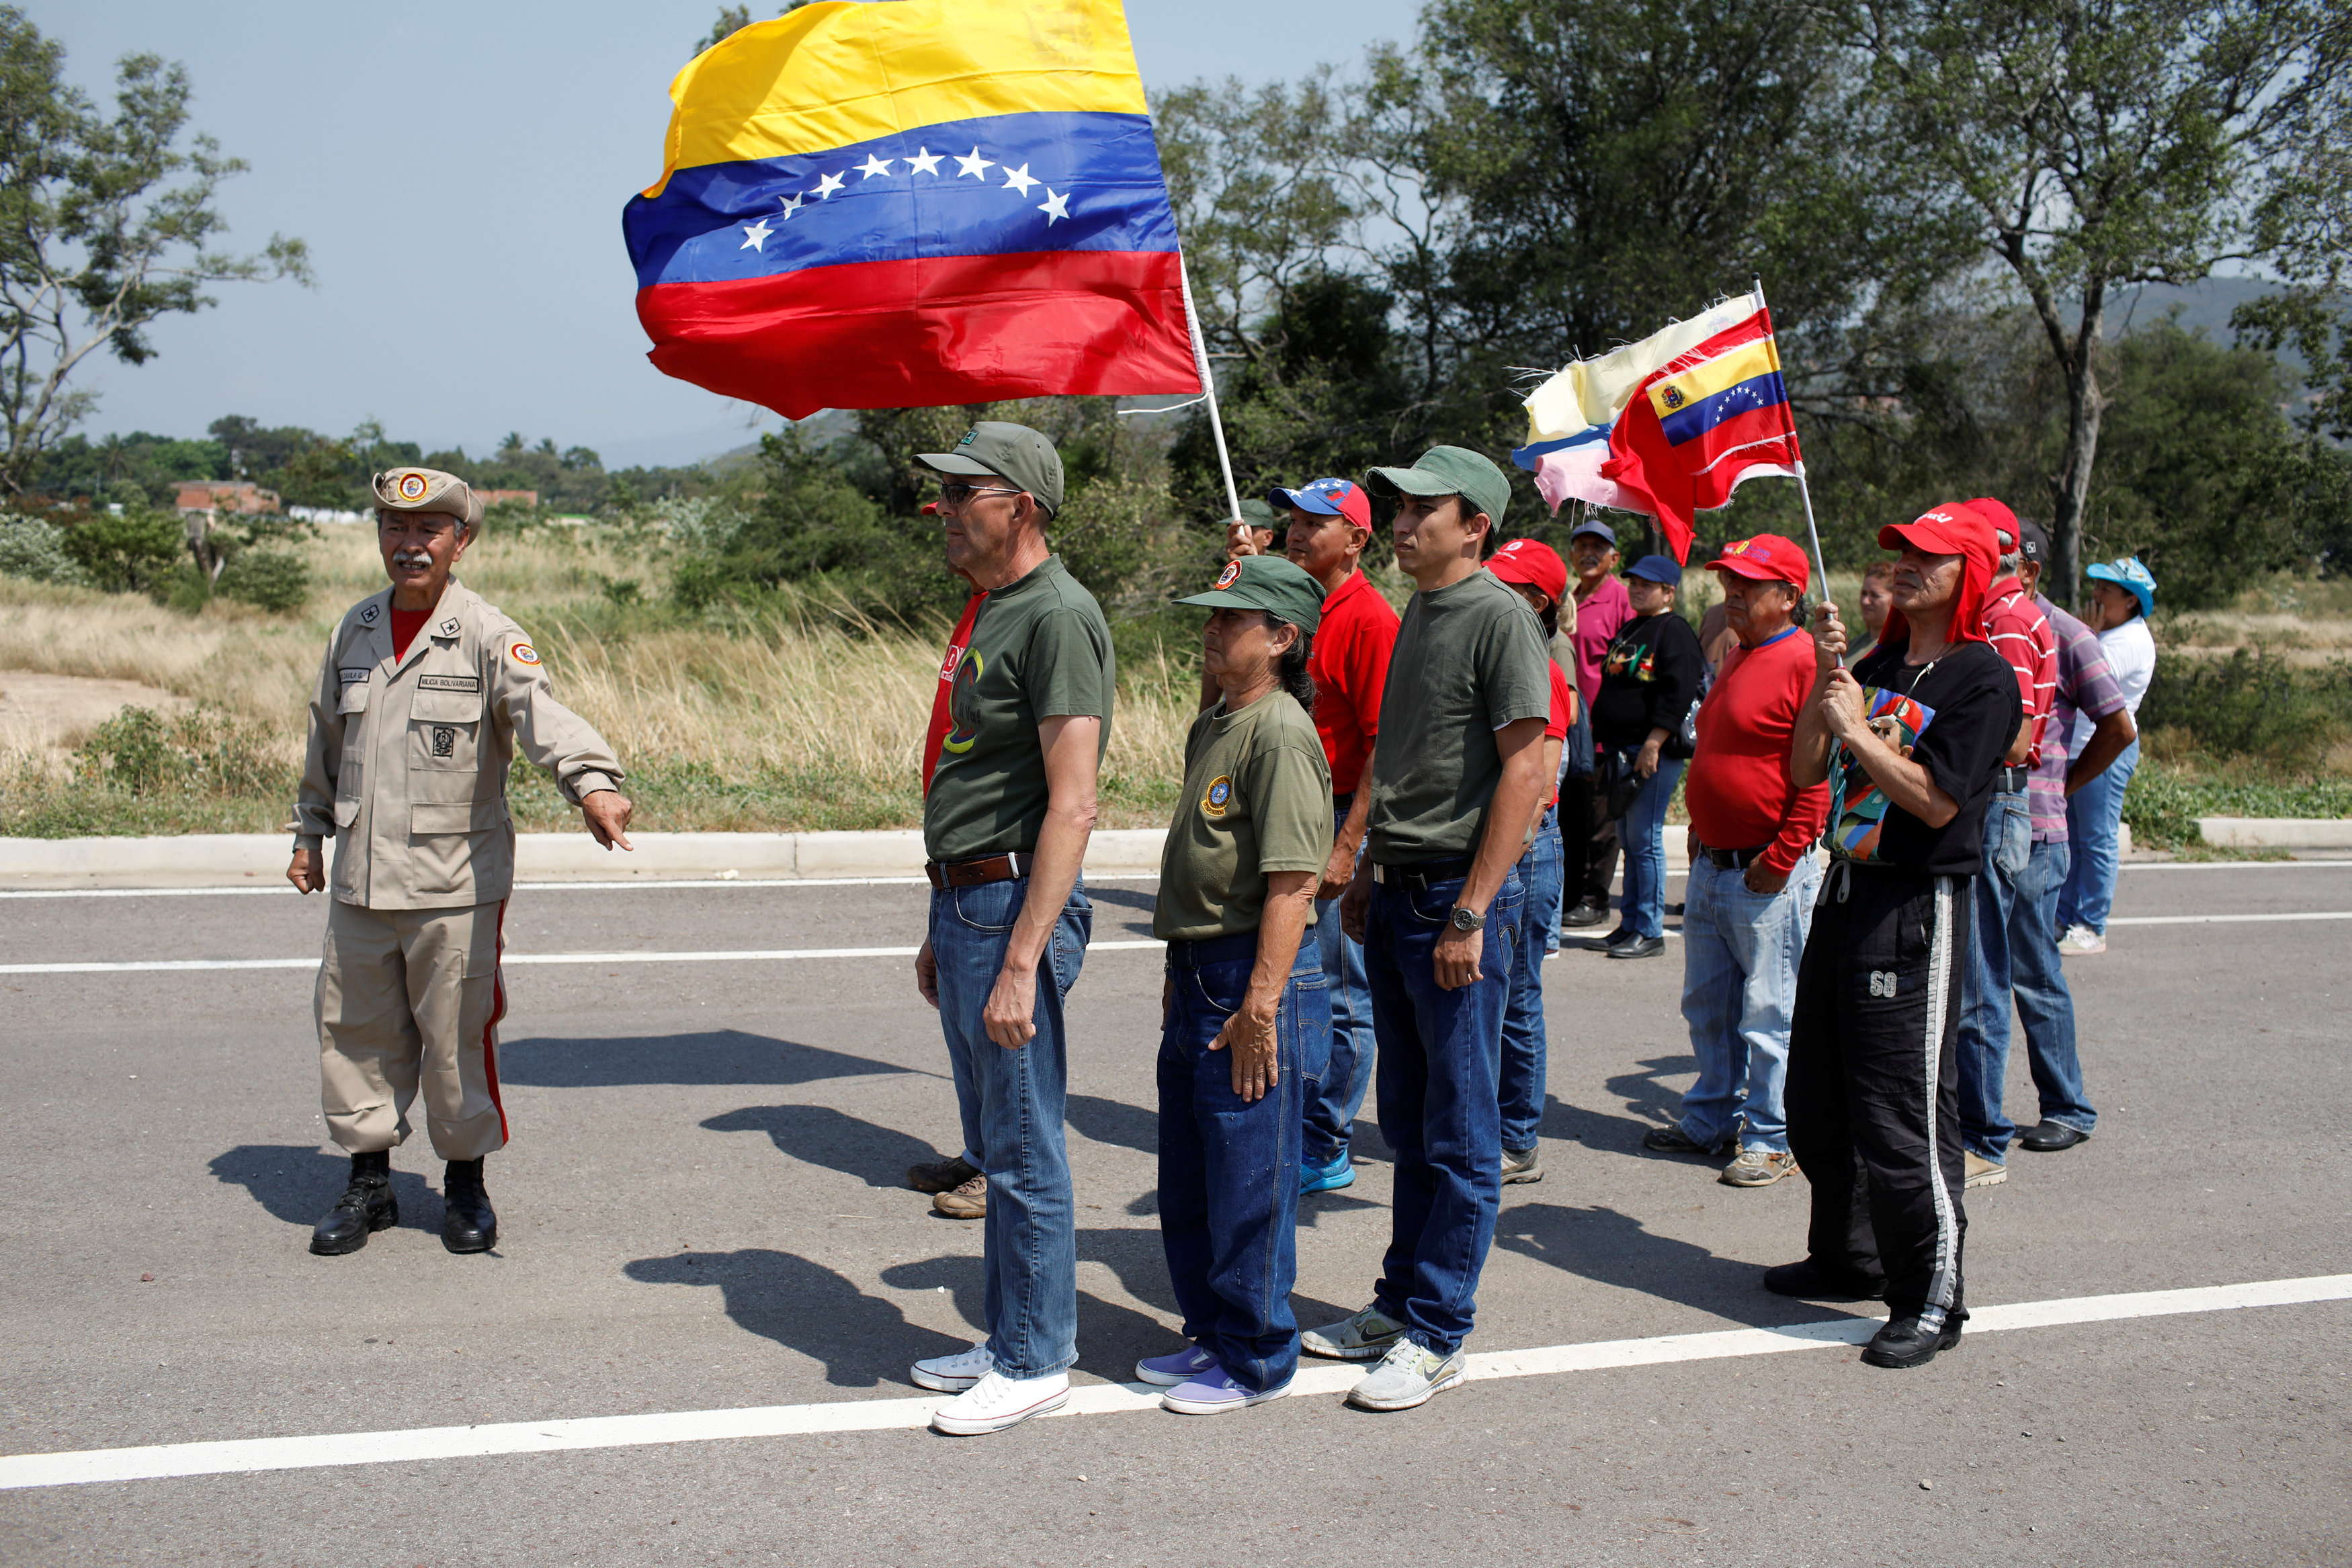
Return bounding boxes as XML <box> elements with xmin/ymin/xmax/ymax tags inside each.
<box><xmin>0</xmin><ymin>525</ymin><xmax>1196</xmax><ymax>835</ymax></box>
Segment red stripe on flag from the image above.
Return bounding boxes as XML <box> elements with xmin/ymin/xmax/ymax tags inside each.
<box><xmin>636</xmin><ymin>250</ymin><xmax>1201</xmax><ymax>420</ymax></box>
<box><xmin>1679</xmin><ymin>405</ymin><xmax>1802</xmax><ymax>480</ymax></box>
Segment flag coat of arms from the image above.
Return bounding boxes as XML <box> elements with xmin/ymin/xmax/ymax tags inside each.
<box><xmin>1513</xmin><ymin>289</ymin><xmax>1804</xmax><ymax>562</ymax></box>
<box><xmin>623</xmin><ymin>0</ymin><xmax>1202</xmax><ymax>419</ymax></box>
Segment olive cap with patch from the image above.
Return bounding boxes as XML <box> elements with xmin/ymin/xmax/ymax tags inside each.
<box><xmin>372</xmin><ymin>467</ymin><xmax>484</xmax><ymax>533</ymax></box>
<box><xmin>1174</xmin><ymin>553</ymin><xmax>1324</xmax><ymax>634</ymax></box>
<box><xmin>1363</xmin><ymin>445</ymin><xmax>1509</xmax><ymax>531</ymax></box>
<box><xmin>915</xmin><ymin>421</ymin><xmax>1063</xmax><ymax>517</ymax></box>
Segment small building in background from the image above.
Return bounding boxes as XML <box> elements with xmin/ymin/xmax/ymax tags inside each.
<box><xmin>175</xmin><ymin>481</ymin><xmax>281</xmax><ymax>515</ymax></box>
<box><xmin>478</xmin><ymin>489</ymin><xmax>540</xmax><ymax>509</ymax></box>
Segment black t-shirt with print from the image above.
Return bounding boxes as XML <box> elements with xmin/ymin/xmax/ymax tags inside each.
<box><xmin>1845</xmin><ymin>638</ymin><xmax>2021</xmax><ymax>877</ymax></box>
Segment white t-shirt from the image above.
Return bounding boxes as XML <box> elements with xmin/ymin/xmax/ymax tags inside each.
<box><xmin>2072</xmin><ymin>615</ymin><xmax>2155</xmax><ymax>750</ymax></box>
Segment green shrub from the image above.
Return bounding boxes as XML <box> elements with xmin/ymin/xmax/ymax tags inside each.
<box><xmin>0</xmin><ymin>515</ymin><xmax>88</xmax><ymax>584</ymax></box>
<box><xmin>61</xmin><ymin>509</ymin><xmax>186</xmax><ymax>593</ymax></box>
<box><xmin>216</xmin><ymin>548</ymin><xmax>312</xmax><ymax>613</ymax></box>
<box><xmin>75</xmin><ymin>707</ymin><xmax>181</xmax><ymax>794</ymax></box>
<box><xmin>2138</xmin><ymin>647</ymin><xmax>2352</xmax><ymax>773</ymax></box>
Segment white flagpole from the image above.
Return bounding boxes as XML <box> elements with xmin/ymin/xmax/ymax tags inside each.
<box><xmin>1177</xmin><ymin>253</ymin><xmax>1245</xmax><ymax>525</ymax></box>
<box><xmin>1751</xmin><ymin>275</ymin><xmax>1832</xmax><ymax>601</ymax></box>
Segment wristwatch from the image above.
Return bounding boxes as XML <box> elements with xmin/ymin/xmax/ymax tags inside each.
<box><xmin>1448</xmin><ymin>904</ymin><xmax>1481</xmax><ymax>932</ymax></box>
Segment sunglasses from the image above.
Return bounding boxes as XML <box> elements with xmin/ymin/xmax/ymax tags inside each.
<box><xmin>936</xmin><ymin>482</ymin><xmax>1023</xmax><ymax>507</ymax></box>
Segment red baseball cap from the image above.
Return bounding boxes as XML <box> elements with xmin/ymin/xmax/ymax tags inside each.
<box><xmin>1486</xmin><ymin>537</ymin><xmax>1568</xmax><ymax>603</ymax></box>
<box><xmin>1877</xmin><ymin>503</ymin><xmax>1998</xmax><ymax>646</ymax></box>
<box><xmin>1968</xmin><ymin>496</ymin><xmax>2019</xmax><ymax>550</ymax></box>
<box><xmin>1707</xmin><ymin>533</ymin><xmax>1808</xmax><ymax>591</ymax></box>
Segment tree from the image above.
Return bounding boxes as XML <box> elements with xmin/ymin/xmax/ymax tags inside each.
<box><xmin>0</xmin><ymin>11</ymin><xmax>310</xmax><ymax>494</ymax></box>
<box><xmin>1861</xmin><ymin>0</ymin><xmax>2347</xmax><ymax>602</ymax></box>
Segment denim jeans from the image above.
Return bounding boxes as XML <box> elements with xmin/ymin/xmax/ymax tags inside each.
<box><xmin>1304</xmin><ymin>804</ymin><xmax>1375</xmax><ymax>1166</ymax></box>
<box><xmin>1159</xmin><ymin>934</ymin><xmax>1326</xmax><ymax>1393</ymax></box>
<box><xmin>929</xmin><ymin>873</ymin><xmax>1092</xmax><ymax>1378</ymax></box>
<box><xmin>1958</xmin><ymin>794</ymin><xmax>2097</xmax><ymax>1160</ymax></box>
<box><xmin>1614</xmin><ymin>751</ymin><xmax>1686</xmax><ymax>939</ymax></box>
<box><xmin>1676</xmin><ymin>851</ymin><xmax>1819</xmax><ymax>1153</ymax></box>
<box><xmin>2058</xmin><ymin>737</ymin><xmax>2140</xmax><ymax>934</ymax></box>
<box><xmin>1499</xmin><ymin>805</ymin><xmax>1564</xmax><ymax>1153</ymax></box>
<box><xmin>1363</xmin><ymin>867</ymin><xmax>1521</xmax><ymax>1356</ymax></box>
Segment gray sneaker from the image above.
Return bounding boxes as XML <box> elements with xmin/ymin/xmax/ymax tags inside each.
<box><xmin>1500</xmin><ymin>1145</ymin><xmax>1544</xmax><ymax>1184</ymax></box>
<box><xmin>1720</xmin><ymin>1147</ymin><xmax>1800</xmax><ymax>1188</ymax></box>
<box><xmin>1346</xmin><ymin>1339</ymin><xmax>1467</xmax><ymax>1411</ymax></box>
<box><xmin>1301</xmin><ymin>1304</ymin><xmax>1409</xmax><ymax>1362</ymax></box>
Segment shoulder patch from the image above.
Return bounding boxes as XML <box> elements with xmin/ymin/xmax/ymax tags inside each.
<box><xmin>358</xmin><ymin>603</ymin><xmax>380</xmax><ymax>625</ymax></box>
<box><xmin>507</xmin><ymin>639</ymin><xmax>541</xmax><ymax>666</ymax></box>
<box><xmin>437</xmin><ymin>616</ymin><xmax>461</xmax><ymax>638</ymax></box>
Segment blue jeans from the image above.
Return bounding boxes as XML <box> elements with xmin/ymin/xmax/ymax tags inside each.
<box><xmin>1958</xmin><ymin>795</ymin><xmax>2097</xmax><ymax>1160</ymax></box>
<box><xmin>2058</xmin><ymin>737</ymin><xmax>2139</xmax><ymax>934</ymax></box>
<box><xmin>1499</xmin><ymin>805</ymin><xmax>1564</xmax><ymax>1153</ymax></box>
<box><xmin>1304</xmin><ymin>805</ymin><xmax>1374</xmax><ymax>1166</ymax></box>
<box><xmin>929</xmin><ymin>873</ymin><xmax>1092</xmax><ymax>1378</ymax></box>
<box><xmin>1677</xmin><ymin>852</ymin><xmax>1819</xmax><ymax>1153</ymax></box>
<box><xmin>1158</xmin><ymin>934</ymin><xmax>1325</xmax><ymax>1393</ymax></box>
<box><xmin>1363</xmin><ymin>867</ymin><xmax>1521</xmax><ymax>1356</ymax></box>
<box><xmin>1614</xmin><ymin>751</ymin><xmax>1685</xmax><ymax>939</ymax></box>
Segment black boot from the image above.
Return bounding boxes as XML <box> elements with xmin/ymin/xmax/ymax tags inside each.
<box><xmin>310</xmin><ymin>1150</ymin><xmax>396</xmax><ymax>1256</ymax></box>
<box><xmin>1861</xmin><ymin>1311</ymin><xmax>1964</xmax><ymax>1370</ymax></box>
<box><xmin>441</xmin><ymin>1158</ymin><xmax>498</xmax><ymax>1254</ymax></box>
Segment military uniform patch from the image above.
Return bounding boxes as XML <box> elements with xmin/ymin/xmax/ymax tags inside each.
<box><xmin>338</xmin><ymin>667</ymin><xmax>372</xmax><ymax>685</ymax></box>
<box><xmin>360</xmin><ymin>603</ymin><xmax>380</xmax><ymax>625</ymax></box>
<box><xmin>1213</xmin><ymin>561</ymin><xmax>1242</xmax><ymax>590</ymax></box>
<box><xmin>438</xmin><ymin>616</ymin><xmax>460</xmax><ymax>638</ymax></box>
<box><xmin>417</xmin><ymin>674</ymin><xmax>481</xmax><ymax>693</ymax></box>
<box><xmin>1201</xmin><ymin>775</ymin><xmax>1232</xmax><ymax>817</ymax></box>
<box><xmin>507</xmin><ymin>640</ymin><xmax>540</xmax><ymax>666</ymax></box>
<box><xmin>395</xmin><ymin>472</ymin><xmax>429</xmax><ymax>501</ymax></box>
<box><xmin>431</xmin><ymin>725</ymin><xmax>458</xmax><ymax>758</ymax></box>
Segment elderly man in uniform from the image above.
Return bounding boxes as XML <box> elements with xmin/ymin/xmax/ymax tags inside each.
<box><xmin>289</xmin><ymin>468</ymin><xmax>632</xmax><ymax>1257</ymax></box>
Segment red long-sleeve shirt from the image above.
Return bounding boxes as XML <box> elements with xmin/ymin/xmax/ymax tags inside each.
<box><xmin>1683</xmin><ymin>625</ymin><xmax>1829</xmax><ymax>877</ymax></box>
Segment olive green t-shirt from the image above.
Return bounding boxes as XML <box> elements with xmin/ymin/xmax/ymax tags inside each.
<box><xmin>1152</xmin><ymin>691</ymin><xmax>1333</xmax><ymax>942</ymax></box>
<box><xmin>923</xmin><ymin>556</ymin><xmax>1116</xmax><ymax>863</ymax></box>
<box><xmin>1366</xmin><ymin>568</ymin><xmax>1554</xmax><ymax>863</ymax></box>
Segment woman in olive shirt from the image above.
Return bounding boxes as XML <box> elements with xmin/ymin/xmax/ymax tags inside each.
<box><xmin>1138</xmin><ymin>554</ymin><xmax>1334</xmax><ymax>1416</ymax></box>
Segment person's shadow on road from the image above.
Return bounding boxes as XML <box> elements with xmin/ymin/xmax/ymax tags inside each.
<box><xmin>1493</xmin><ymin>1201</ymin><xmax>1861</xmax><ymax>1330</ymax></box>
<box><xmin>701</xmin><ymin>1104</ymin><xmax>939</xmax><ymax>1189</ymax></box>
<box><xmin>209</xmin><ymin>1143</ymin><xmax>440</xmax><ymax>1237</ymax></box>
<box><xmin>1529</xmin><ymin>1053</ymin><xmax>1700</xmax><ymax>1151</ymax></box>
<box><xmin>497</xmin><ymin>1029</ymin><xmax>917</xmax><ymax>1090</ymax></box>
<box><xmin>624</xmin><ymin>1248</ymin><xmax>968</xmax><ymax>1388</ymax></box>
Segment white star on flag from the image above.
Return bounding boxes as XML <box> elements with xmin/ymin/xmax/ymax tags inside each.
<box><xmin>1001</xmin><ymin>163</ymin><xmax>1039</xmax><ymax>197</ymax></box>
<box><xmin>955</xmin><ymin>147</ymin><xmax>993</xmax><ymax>179</ymax></box>
<box><xmin>778</xmin><ymin>192</ymin><xmax>804</xmax><ymax>220</ymax></box>
<box><xmin>739</xmin><ymin>218</ymin><xmax>774</xmax><ymax>251</ymax></box>
<box><xmin>855</xmin><ymin>153</ymin><xmax>893</xmax><ymax>180</ymax></box>
<box><xmin>905</xmin><ymin>146</ymin><xmax>943</xmax><ymax>177</ymax></box>
<box><xmin>1038</xmin><ymin>188</ymin><xmax>1070</xmax><ymax>225</ymax></box>
<box><xmin>813</xmin><ymin>171</ymin><xmax>845</xmax><ymax>200</ymax></box>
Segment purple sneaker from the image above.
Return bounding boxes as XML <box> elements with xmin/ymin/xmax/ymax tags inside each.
<box><xmin>1134</xmin><ymin>1344</ymin><xmax>1219</xmax><ymax>1387</ymax></box>
<box><xmin>1161</xmin><ymin>1369</ymin><xmax>1289</xmax><ymax>1416</ymax></box>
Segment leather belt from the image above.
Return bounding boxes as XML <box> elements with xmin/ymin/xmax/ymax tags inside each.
<box><xmin>1331</xmin><ymin>790</ymin><xmax>1355</xmax><ymax>816</ymax></box>
<box><xmin>1994</xmin><ymin>765</ymin><xmax>2030</xmax><ymax>793</ymax></box>
<box><xmin>1697</xmin><ymin>841</ymin><xmax>1771</xmax><ymax>871</ymax></box>
<box><xmin>925</xmin><ymin>852</ymin><xmax>1034</xmax><ymax>890</ymax></box>
<box><xmin>1371</xmin><ymin>854</ymin><xmax>1475</xmax><ymax>889</ymax></box>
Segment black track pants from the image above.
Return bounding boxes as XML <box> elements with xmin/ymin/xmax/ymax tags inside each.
<box><xmin>1561</xmin><ymin>773</ymin><xmax>1620</xmax><ymax>907</ymax></box>
<box><xmin>1786</xmin><ymin>863</ymin><xmax>1971</xmax><ymax>1330</ymax></box>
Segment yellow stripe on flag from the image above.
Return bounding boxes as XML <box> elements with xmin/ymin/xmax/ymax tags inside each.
<box><xmin>1645</xmin><ymin>338</ymin><xmax>1782</xmax><ymax>419</ymax></box>
<box><xmin>643</xmin><ymin>0</ymin><xmax>1151</xmax><ymax>198</ymax></box>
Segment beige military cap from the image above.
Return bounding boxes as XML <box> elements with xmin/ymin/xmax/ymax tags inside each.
<box><xmin>372</xmin><ymin>467</ymin><xmax>485</xmax><ymax>533</ymax></box>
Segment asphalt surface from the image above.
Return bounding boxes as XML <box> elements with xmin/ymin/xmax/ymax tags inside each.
<box><xmin>0</xmin><ymin>862</ymin><xmax>2347</xmax><ymax>1566</ymax></box>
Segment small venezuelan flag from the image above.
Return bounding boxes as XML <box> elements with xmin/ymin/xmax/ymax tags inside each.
<box><xmin>1599</xmin><ymin>296</ymin><xmax>1804</xmax><ymax>563</ymax></box>
<box><xmin>623</xmin><ymin>0</ymin><xmax>1201</xmax><ymax>419</ymax></box>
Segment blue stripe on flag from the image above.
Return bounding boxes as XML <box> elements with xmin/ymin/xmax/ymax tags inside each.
<box><xmin>1511</xmin><ymin>423</ymin><xmax>1612</xmax><ymax>472</ymax></box>
<box><xmin>1659</xmin><ymin>372</ymin><xmax>1790</xmax><ymax>447</ymax></box>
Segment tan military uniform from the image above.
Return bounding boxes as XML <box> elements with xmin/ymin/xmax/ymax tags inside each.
<box><xmin>296</xmin><ymin>498</ymin><xmax>624</xmax><ymax>1160</ymax></box>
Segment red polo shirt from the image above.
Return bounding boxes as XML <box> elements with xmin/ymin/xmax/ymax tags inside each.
<box><xmin>1981</xmin><ymin>575</ymin><xmax>2057</xmax><ymax>767</ymax></box>
<box><xmin>1684</xmin><ymin>625</ymin><xmax>1829</xmax><ymax>876</ymax></box>
<box><xmin>1308</xmin><ymin>568</ymin><xmax>1400</xmax><ymax>796</ymax></box>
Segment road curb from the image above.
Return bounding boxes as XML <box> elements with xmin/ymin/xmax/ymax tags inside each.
<box><xmin>0</xmin><ymin>828</ymin><xmax>1171</xmax><ymax>889</ymax></box>
<box><xmin>2195</xmin><ymin>817</ymin><xmax>2352</xmax><ymax>851</ymax></box>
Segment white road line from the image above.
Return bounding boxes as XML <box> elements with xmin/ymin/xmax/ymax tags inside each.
<box><xmin>2</xmin><ymin>1273</ymin><xmax>2341</xmax><ymax>1491</ymax></box>
<box><xmin>2106</xmin><ymin>910</ymin><xmax>2352</xmax><ymax>926</ymax></box>
<box><xmin>0</xmin><ymin>940</ymin><xmax>1171</xmax><ymax>976</ymax></box>
<box><xmin>0</xmin><ymin>873</ymin><xmax>1166</xmax><ymax>901</ymax></box>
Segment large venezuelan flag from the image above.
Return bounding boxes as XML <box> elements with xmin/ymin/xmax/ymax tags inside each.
<box><xmin>1599</xmin><ymin>300</ymin><xmax>1804</xmax><ymax>562</ymax></box>
<box><xmin>624</xmin><ymin>0</ymin><xmax>1201</xmax><ymax>419</ymax></box>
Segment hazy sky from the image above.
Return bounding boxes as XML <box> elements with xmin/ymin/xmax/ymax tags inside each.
<box><xmin>38</xmin><ymin>1</ymin><xmax>1422</xmax><ymax>468</ymax></box>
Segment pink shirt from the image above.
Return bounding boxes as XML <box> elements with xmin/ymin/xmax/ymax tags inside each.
<box><xmin>1568</xmin><ymin>573</ymin><xmax>1633</xmax><ymax>706</ymax></box>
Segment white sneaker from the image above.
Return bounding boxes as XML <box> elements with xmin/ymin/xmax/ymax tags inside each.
<box><xmin>2058</xmin><ymin>924</ymin><xmax>2107</xmax><ymax>955</ymax></box>
<box><xmin>910</xmin><ymin>1340</ymin><xmax>993</xmax><ymax>1393</ymax></box>
<box><xmin>929</xmin><ymin>1367</ymin><xmax>1070</xmax><ymax>1435</ymax></box>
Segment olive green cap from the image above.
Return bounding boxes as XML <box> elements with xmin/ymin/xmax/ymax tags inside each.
<box><xmin>1174</xmin><ymin>553</ymin><xmax>1324</xmax><ymax>634</ymax></box>
<box><xmin>1363</xmin><ymin>445</ymin><xmax>1509</xmax><ymax>532</ymax></box>
<box><xmin>372</xmin><ymin>467</ymin><xmax>484</xmax><ymax>533</ymax></box>
<box><xmin>914</xmin><ymin>421</ymin><xmax>1063</xmax><ymax>517</ymax></box>
<box><xmin>1234</xmin><ymin>497</ymin><xmax>1277</xmax><ymax>530</ymax></box>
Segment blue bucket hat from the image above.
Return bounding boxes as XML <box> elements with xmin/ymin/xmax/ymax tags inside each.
<box><xmin>2085</xmin><ymin>556</ymin><xmax>2156</xmax><ymax>618</ymax></box>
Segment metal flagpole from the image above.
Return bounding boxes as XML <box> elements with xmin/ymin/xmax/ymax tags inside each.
<box><xmin>1752</xmin><ymin>275</ymin><xmax>1832</xmax><ymax>601</ymax></box>
<box><xmin>1177</xmin><ymin>253</ymin><xmax>1245</xmax><ymax>524</ymax></box>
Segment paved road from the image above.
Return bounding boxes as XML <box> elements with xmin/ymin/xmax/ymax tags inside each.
<box><xmin>1</xmin><ymin>863</ymin><xmax>2346</xmax><ymax>1565</ymax></box>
